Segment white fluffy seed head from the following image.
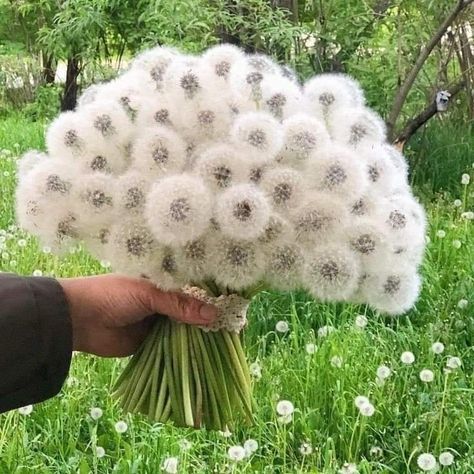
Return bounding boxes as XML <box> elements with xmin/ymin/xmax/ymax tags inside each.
<box><xmin>131</xmin><ymin>126</ymin><xmax>187</xmax><ymax>177</ymax></box>
<box><xmin>195</xmin><ymin>144</ymin><xmax>248</xmax><ymax>192</ymax></box>
<box><xmin>308</xmin><ymin>146</ymin><xmax>368</xmax><ymax>202</ymax></box>
<box><xmin>328</xmin><ymin>107</ymin><xmax>387</xmax><ymax>148</ymax></box>
<box><xmin>17</xmin><ymin>150</ymin><xmax>48</xmax><ymax>179</ymax></box>
<box><xmin>130</xmin><ymin>45</ymin><xmax>177</xmax><ymax>89</ymax></box>
<box><xmin>145</xmin><ymin>174</ymin><xmax>212</xmax><ymax>245</ymax></box>
<box><xmin>215</xmin><ymin>184</ymin><xmax>271</xmax><ymax>240</ymax></box>
<box><xmin>259</xmin><ymin>75</ymin><xmax>304</xmax><ymax>120</ymax></box>
<box><xmin>291</xmin><ymin>193</ymin><xmax>348</xmax><ymax>246</ymax></box>
<box><xmin>231</xmin><ymin>112</ymin><xmax>283</xmax><ymax>161</ymax></box>
<box><xmin>260</xmin><ymin>166</ymin><xmax>305</xmax><ymax>210</ymax></box>
<box><xmin>115</xmin><ymin>171</ymin><xmax>151</xmax><ymax>216</ymax></box>
<box><xmin>266</xmin><ymin>242</ymin><xmax>304</xmax><ymax>290</ymax></box>
<box><xmin>303</xmin><ymin>245</ymin><xmax>360</xmax><ymax>301</ymax></box>
<box><xmin>304</xmin><ymin>73</ymin><xmax>365</xmax><ymax>120</ymax></box>
<box><xmin>345</xmin><ymin>220</ymin><xmax>388</xmax><ymax>262</ymax></box>
<box><xmin>210</xmin><ymin>236</ymin><xmax>265</xmax><ymax>290</ymax></box>
<box><xmin>202</xmin><ymin>44</ymin><xmax>245</xmax><ymax>81</ymax></box>
<box><xmin>279</xmin><ymin>115</ymin><xmax>330</xmax><ymax>165</ymax></box>
<box><xmin>360</xmin><ymin>260</ymin><xmax>421</xmax><ymax>315</ymax></box>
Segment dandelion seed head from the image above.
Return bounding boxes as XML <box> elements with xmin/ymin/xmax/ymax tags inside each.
<box><xmin>401</xmin><ymin>351</ymin><xmax>415</xmax><ymax>364</ymax></box>
<box><xmin>419</xmin><ymin>369</ymin><xmax>434</xmax><ymax>383</ymax></box>
<box><xmin>114</xmin><ymin>420</ymin><xmax>128</xmax><ymax>434</ymax></box>
<box><xmin>439</xmin><ymin>452</ymin><xmax>454</xmax><ymax>467</ymax></box>
<box><xmin>18</xmin><ymin>405</ymin><xmax>33</xmax><ymax>416</ymax></box>
<box><xmin>276</xmin><ymin>400</ymin><xmax>294</xmax><ymax>416</ymax></box>
<box><xmin>431</xmin><ymin>342</ymin><xmax>445</xmax><ymax>354</ymax></box>
<box><xmin>162</xmin><ymin>457</ymin><xmax>179</xmax><ymax>474</ymax></box>
<box><xmin>275</xmin><ymin>320</ymin><xmax>290</xmax><ymax>333</ymax></box>
<box><xmin>96</xmin><ymin>446</ymin><xmax>106</xmax><ymax>458</ymax></box>
<box><xmin>90</xmin><ymin>407</ymin><xmax>103</xmax><ymax>420</ymax></box>
<box><xmin>446</xmin><ymin>356</ymin><xmax>461</xmax><ymax>370</ymax></box>
<box><xmin>417</xmin><ymin>453</ymin><xmax>437</xmax><ymax>471</ymax></box>
<box><xmin>228</xmin><ymin>445</ymin><xmax>246</xmax><ymax>462</ymax></box>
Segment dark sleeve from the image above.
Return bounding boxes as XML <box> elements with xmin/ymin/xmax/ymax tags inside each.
<box><xmin>0</xmin><ymin>273</ymin><xmax>72</xmax><ymax>413</ymax></box>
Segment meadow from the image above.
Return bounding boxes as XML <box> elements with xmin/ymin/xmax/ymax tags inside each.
<box><xmin>0</xmin><ymin>114</ymin><xmax>473</xmax><ymax>473</ymax></box>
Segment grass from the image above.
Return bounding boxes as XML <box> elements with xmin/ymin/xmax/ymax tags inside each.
<box><xmin>0</xmin><ymin>114</ymin><xmax>473</xmax><ymax>473</ymax></box>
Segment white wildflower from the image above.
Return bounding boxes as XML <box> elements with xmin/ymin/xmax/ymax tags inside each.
<box><xmin>461</xmin><ymin>173</ymin><xmax>470</xmax><ymax>185</ymax></box>
<box><xmin>438</xmin><ymin>451</ymin><xmax>454</xmax><ymax>467</ymax></box>
<box><xmin>299</xmin><ymin>442</ymin><xmax>313</xmax><ymax>455</ymax></box>
<box><xmin>96</xmin><ymin>446</ymin><xmax>106</xmax><ymax>458</ymax></box>
<box><xmin>114</xmin><ymin>420</ymin><xmax>128</xmax><ymax>434</ymax></box>
<box><xmin>305</xmin><ymin>343</ymin><xmax>317</xmax><ymax>354</ymax></box>
<box><xmin>419</xmin><ymin>369</ymin><xmax>434</xmax><ymax>383</ymax></box>
<box><xmin>431</xmin><ymin>342</ymin><xmax>445</xmax><ymax>355</ymax></box>
<box><xmin>461</xmin><ymin>211</ymin><xmax>474</xmax><ymax>220</ymax></box>
<box><xmin>354</xmin><ymin>315</ymin><xmax>368</xmax><ymax>329</ymax></box>
<box><xmin>162</xmin><ymin>457</ymin><xmax>179</xmax><ymax>474</ymax></box>
<box><xmin>228</xmin><ymin>445</ymin><xmax>246</xmax><ymax>462</ymax></box>
<box><xmin>331</xmin><ymin>355</ymin><xmax>343</xmax><ymax>368</ymax></box>
<box><xmin>275</xmin><ymin>320</ymin><xmax>289</xmax><ymax>333</ymax></box>
<box><xmin>400</xmin><ymin>351</ymin><xmax>415</xmax><ymax>365</ymax></box>
<box><xmin>359</xmin><ymin>402</ymin><xmax>375</xmax><ymax>417</ymax></box>
<box><xmin>32</xmin><ymin>269</ymin><xmax>43</xmax><ymax>277</ymax></box>
<box><xmin>435</xmin><ymin>230</ymin><xmax>446</xmax><ymax>238</ymax></box>
<box><xmin>178</xmin><ymin>439</ymin><xmax>192</xmax><ymax>451</ymax></box>
<box><xmin>376</xmin><ymin>365</ymin><xmax>391</xmax><ymax>380</ymax></box>
<box><xmin>452</xmin><ymin>239</ymin><xmax>461</xmax><ymax>249</ymax></box>
<box><xmin>338</xmin><ymin>462</ymin><xmax>359</xmax><ymax>474</ymax></box>
<box><xmin>219</xmin><ymin>427</ymin><xmax>232</xmax><ymax>438</ymax></box>
<box><xmin>354</xmin><ymin>396</ymin><xmax>370</xmax><ymax>409</ymax></box>
<box><xmin>453</xmin><ymin>199</ymin><xmax>462</xmax><ymax>207</ymax></box>
<box><xmin>278</xmin><ymin>414</ymin><xmax>293</xmax><ymax>424</ymax></box>
<box><xmin>318</xmin><ymin>325</ymin><xmax>335</xmax><ymax>338</ymax></box>
<box><xmin>417</xmin><ymin>453</ymin><xmax>437</xmax><ymax>471</ymax></box>
<box><xmin>446</xmin><ymin>356</ymin><xmax>461</xmax><ymax>370</ymax></box>
<box><xmin>90</xmin><ymin>407</ymin><xmax>103</xmax><ymax>420</ymax></box>
<box><xmin>457</xmin><ymin>299</ymin><xmax>468</xmax><ymax>309</ymax></box>
<box><xmin>243</xmin><ymin>439</ymin><xmax>259</xmax><ymax>456</ymax></box>
<box><xmin>276</xmin><ymin>400</ymin><xmax>294</xmax><ymax>416</ymax></box>
<box><xmin>249</xmin><ymin>361</ymin><xmax>262</xmax><ymax>380</ymax></box>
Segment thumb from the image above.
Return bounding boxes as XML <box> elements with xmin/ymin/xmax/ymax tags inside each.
<box><xmin>147</xmin><ymin>287</ymin><xmax>218</xmax><ymax>325</ymax></box>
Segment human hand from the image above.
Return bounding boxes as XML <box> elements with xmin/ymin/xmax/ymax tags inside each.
<box><xmin>58</xmin><ymin>274</ymin><xmax>217</xmax><ymax>357</ymax></box>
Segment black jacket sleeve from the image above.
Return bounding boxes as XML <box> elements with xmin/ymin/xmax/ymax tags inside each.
<box><xmin>0</xmin><ymin>273</ymin><xmax>72</xmax><ymax>413</ymax></box>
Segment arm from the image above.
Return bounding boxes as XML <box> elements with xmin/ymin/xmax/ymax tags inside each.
<box><xmin>0</xmin><ymin>273</ymin><xmax>216</xmax><ymax>413</ymax></box>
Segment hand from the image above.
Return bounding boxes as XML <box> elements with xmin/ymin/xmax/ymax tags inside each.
<box><xmin>58</xmin><ymin>274</ymin><xmax>217</xmax><ymax>357</ymax></box>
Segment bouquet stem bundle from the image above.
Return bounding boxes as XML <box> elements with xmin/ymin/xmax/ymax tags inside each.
<box><xmin>113</xmin><ymin>314</ymin><xmax>253</xmax><ymax>430</ymax></box>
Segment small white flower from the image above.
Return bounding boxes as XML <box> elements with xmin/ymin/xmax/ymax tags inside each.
<box><xmin>219</xmin><ymin>426</ymin><xmax>232</xmax><ymax>438</ymax></box>
<box><xmin>438</xmin><ymin>451</ymin><xmax>454</xmax><ymax>467</ymax></box>
<box><xmin>243</xmin><ymin>439</ymin><xmax>259</xmax><ymax>456</ymax></box>
<box><xmin>452</xmin><ymin>239</ymin><xmax>462</xmax><ymax>249</ymax></box>
<box><xmin>400</xmin><ymin>351</ymin><xmax>415</xmax><ymax>364</ymax></box>
<box><xmin>457</xmin><ymin>299</ymin><xmax>468</xmax><ymax>309</ymax></box>
<box><xmin>32</xmin><ymin>269</ymin><xmax>43</xmax><ymax>277</ymax></box>
<box><xmin>417</xmin><ymin>453</ymin><xmax>437</xmax><ymax>471</ymax></box>
<box><xmin>100</xmin><ymin>259</ymin><xmax>111</xmax><ymax>269</ymax></box>
<box><xmin>454</xmin><ymin>199</ymin><xmax>462</xmax><ymax>207</ymax></box>
<box><xmin>114</xmin><ymin>420</ymin><xmax>128</xmax><ymax>434</ymax></box>
<box><xmin>354</xmin><ymin>315</ymin><xmax>368</xmax><ymax>329</ymax></box>
<box><xmin>178</xmin><ymin>439</ymin><xmax>192</xmax><ymax>451</ymax></box>
<box><xmin>90</xmin><ymin>407</ymin><xmax>103</xmax><ymax>420</ymax></box>
<box><xmin>446</xmin><ymin>356</ymin><xmax>462</xmax><ymax>370</ymax></box>
<box><xmin>435</xmin><ymin>230</ymin><xmax>446</xmax><ymax>238</ymax></box>
<box><xmin>431</xmin><ymin>342</ymin><xmax>445</xmax><ymax>355</ymax></box>
<box><xmin>419</xmin><ymin>369</ymin><xmax>434</xmax><ymax>383</ymax></box>
<box><xmin>338</xmin><ymin>462</ymin><xmax>359</xmax><ymax>474</ymax></box>
<box><xmin>354</xmin><ymin>396</ymin><xmax>370</xmax><ymax>409</ymax></box>
<box><xmin>249</xmin><ymin>361</ymin><xmax>262</xmax><ymax>380</ymax></box>
<box><xmin>331</xmin><ymin>355</ymin><xmax>343</xmax><ymax>368</ymax></box>
<box><xmin>369</xmin><ymin>446</ymin><xmax>383</xmax><ymax>458</ymax></box>
<box><xmin>162</xmin><ymin>457</ymin><xmax>179</xmax><ymax>473</ymax></box>
<box><xmin>461</xmin><ymin>211</ymin><xmax>474</xmax><ymax>220</ymax></box>
<box><xmin>95</xmin><ymin>446</ymin><xmax>106</xmax><ymax>458</ymax></box>
<box><xmin>276</xmin><ymin>400</ymin><xmax>294</xmax><ymax>416</ymax></box>
<box><xmin>318</xmin><ymin>325</ymin><xmax>335</xmax><ymax>338</ymax></box>
<box><xmin>278</xmin><ymin>414</ymin><xmax>293</xmax><ymax>424</ymax></box>
<box><xmin>275</xmin><ymin>320</ymin><xmax>289</xmax><ymax>333</ymax></box>
<box><xmin>461</xmin><ymin>173</ymin><xmax>470</xmax><ymax>185</ymax></box>
<box><xmin>18</xmin><ymin>405</ymin><xmax>33</xmax><ymax>415</ymax></box>
<box><xmin>228</xmin><ymin>445</ymin><xmax>246</xmax><ymax>462</ymax></box>
<box><xmin>359</xmin><ymin>402</ymin><xmax>375</xmax><ymax>417</ymax></box>
<box><xmin>42</xmin><ymin>246</ymin><xmax>52</xmax><ymax>254</ymax></box>
<box><xmin>17</xmin><ymin>239</ymin><xmax>27</xmax><ymax>247</ymax></box>
<box><xmin>299</xmin><ymin>442</ymin><xmax>313</xmax><ymax>455</ymax></box>
<box><xmin>305</xmin><ymin>343</ymin><xmax>317</xmax><ymax>354</ymax></box>
<box><xmin>376</xmin><ymin>365</ymin><xmax>391</xmax><ymax>380</ymax></box>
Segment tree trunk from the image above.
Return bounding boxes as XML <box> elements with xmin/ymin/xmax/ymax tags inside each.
<box><xmin>41</xmin><ymin>52</ymin><xmax>56</xmax><ymax>85</ymax></box>
<box><xmin>61</xmin><ymin>56</ymin><xmax>80</xmax><ymax>111</ymax></box>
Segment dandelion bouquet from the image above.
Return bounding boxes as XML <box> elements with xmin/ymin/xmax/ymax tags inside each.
<box><xmin>15</xmin><ymin>44</ymin><xmax>426</xmax><ymax>430</ymax></box>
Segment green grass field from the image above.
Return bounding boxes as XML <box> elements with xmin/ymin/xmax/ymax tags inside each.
<box><xmin>0</xmin><ymin>115</ymin><xmax>473</xmax><ymax>473</ymax></box>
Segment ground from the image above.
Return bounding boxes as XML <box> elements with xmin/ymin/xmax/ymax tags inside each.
<box><xmin>0</xmin><ymin>115</ymin><xmax>473</xmax><ymax>473</ymax></box>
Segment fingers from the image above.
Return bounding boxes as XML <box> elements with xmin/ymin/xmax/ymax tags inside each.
<box><xmin>146</xmin><ymin>287</ymin><xmax>218</xmax><ymax>325</ymax></box>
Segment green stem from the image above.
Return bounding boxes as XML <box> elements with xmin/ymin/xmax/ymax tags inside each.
<box><xmin>179</xmin><ymin>323</ymin><xmax>194</xmax><ymax>427</ymax></box>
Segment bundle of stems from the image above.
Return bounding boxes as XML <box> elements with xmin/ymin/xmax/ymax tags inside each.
<box><xmin>113</xmin><ymin>315</ymin><xmax>253</xmax><ymax>430</ymax></box>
